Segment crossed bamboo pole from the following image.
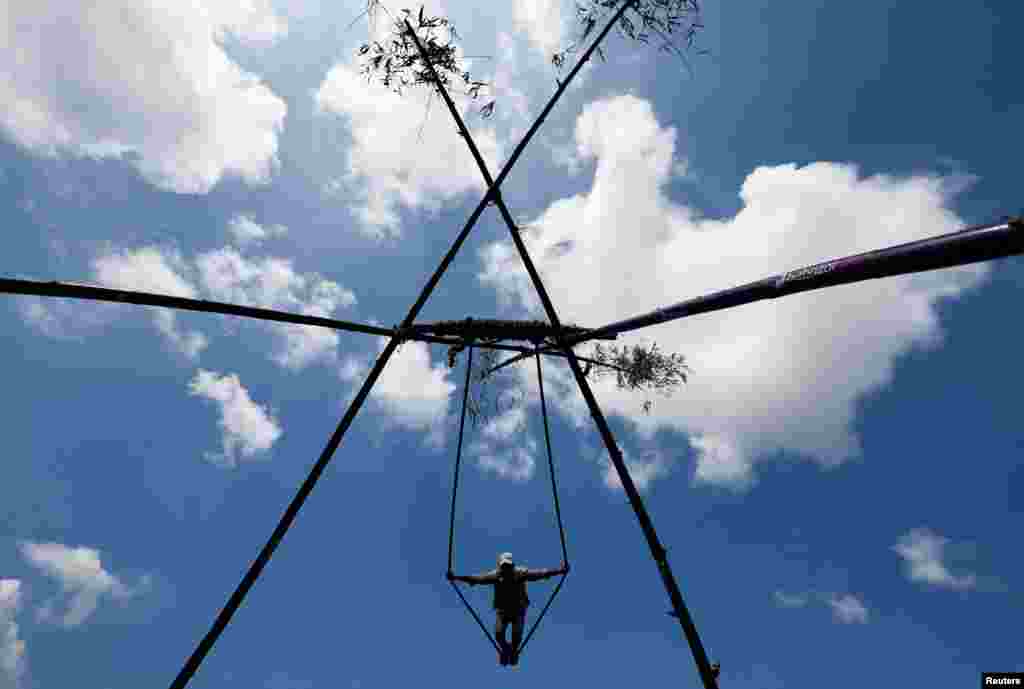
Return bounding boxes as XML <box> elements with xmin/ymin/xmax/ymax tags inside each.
<box><xmin>1</xmin><ymin>0</ymin><xmax>1019</xmax><ymax>685</ymax></box>
<box><xmin>406</xmin><ymin>16</ymin><xmax>1024</xmax><ymax>688</ymax></box>
<box><xmin>160</xmin><ymin>4</ymin><xmax>640</xmax><ymax>688</ymax></box>
<box><xmin>405</xmin><ymin>10</ymin><xmax>720</xmax><ymax>688</ymax></box>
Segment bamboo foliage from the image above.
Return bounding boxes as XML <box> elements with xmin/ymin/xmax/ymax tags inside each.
<box><xmin>555</xmin><ymin>0</ymin><xmax>705</xmax><ymax>70</ymax></box>
<box><xmin>358</xmin><ymin>5</ymin><xmax>488</xmax><ymax>101</ymax></box>
<box><xmin>358</xmin><ymin>1</ymin><xmax>707</xmax><ymax>117</ymax></box>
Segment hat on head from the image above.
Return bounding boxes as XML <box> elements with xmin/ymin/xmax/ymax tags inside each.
<box><xmin>498</xmin><ymin>552</ymin><xmax>514</xmax><ymax>567</ymax></box>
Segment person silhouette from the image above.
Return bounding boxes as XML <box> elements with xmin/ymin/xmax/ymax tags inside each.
<box><xmin>448</xmin><ymin>552</ymin><xmax>567</xmax><ymax>666</ymax></box>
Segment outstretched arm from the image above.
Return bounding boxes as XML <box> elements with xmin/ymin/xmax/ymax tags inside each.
<box><xmin>521</xmin><ymin>563</ymin><xmax>569</xmax><ymax>582</ymax></box>
<box><xmin>447</xmin><ymin>569</ymin><xmax>499</xmax><ymax>586</ymax></box>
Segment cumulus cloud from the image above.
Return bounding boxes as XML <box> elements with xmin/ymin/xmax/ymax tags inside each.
<box><xmin>479</xmin><ymin>94</ymin><xmax>987</xmax><ymax>491</ymax></box>
<box><xmin>93</xmin><ymin>247</ymin><xmax>196</xmax><ymax>298</ymax></box>
<box><xmin>188</xmin><ymin>369</ymin><xmax>283</xmax><ymax>468</ymax></box>
<box><xmin>23</xmin><ymin>243</ymin><xmax>357</xmax><ymax>370</ymax></box>
<box><xmin>314</xmin><ymin>13</ymin><xmax>502</xmax><ymax>238</ymax></box>
<box><xmin>825</xmin><ymin>594</ymin><xmax>869</xmax><ymax>624</ymax></box>
<box><xmin>206</xmin><ymin>0</ymin><xmax>287</xmax><ymax>42</ymax></box>
<box><xmin>18</xmin><ymin>543</ymin><xmax>140</xmax><ymax>628</ymax></box>
<box><xmin>513</xmin><ymin>0</ymin><xmax>567</xmax><ymax>60</ymax></box>
<box><xmin>17</xmin><ymin>297</ymin><xmax>115</xmax><ymax>341</ymax></box>
<box><xmin>149</xmin><ymin>310</ymin><xmax>209</xmax><ymax>360</ymax></box>
<box><xmin>228</xmin><ymin>215</ymin><xmax>287</xmax><ymax>246</ymax></box>
<box><xmin>371</xmin><ymin>340</ymin><xmax>456</xmax><ymax>434</ymax></box>
<box><xmin>0</xmin><ymin>1</ymin><xmax>287</xmax><ymax>193</ymax></box>
<box><xmin>491</xmin><ymin>33</ymin><xmax>532</xmax><ymax>123</ymax></box>
<box><xmin>689</xmin><ymin>434</ymin><xmax>754</xmax><ymax>491</ymax></box>
<box><xmin>602</xmin><ymin>447</ymin><xmax>671</xmax><ymax>493</ymax></box>
<box><xmin>477</xmin><ymin>443</ymin><xmax>537</xmax><ymax>481</ymax></box>
<box><xmin>893</xmin><ymin>528</ymin><xmax>977</xmax><ymax>591</ymax></box>
<box><xmin>338</xmin><ymin>355</ymin><xmax>370</xmax><ymax>383</ymax></box>
<box><xmin>0</xmin><ymin>580</ymin><xmax>26</xmax><ymax>686</ymax></box>
<box><xmin>483</xmin><ymin>403</ymin><xmax>528</xmax><ymax>441</ymax></box>
<box><xmin>196</xmin><ymin>247</ymin><xmax>356</xmax><ymax>369</ymax></box>
<box><xmin>93</xmin><ymin>247</ymin><xmax>208</xmax><ymax>358</ymax></box>
<box><xmin>470</xmin><ymin>403</ymin><xmax>538</xmax><ymax>481</ymax></box>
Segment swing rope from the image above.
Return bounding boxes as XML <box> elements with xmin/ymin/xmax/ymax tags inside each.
<box><xmin>447</xmin><ymin>344</ymin><xmax>503</xmax><ymax>653</ymax></box>
<box><xmin>446</xmin><ymin>343</ymin><xmax>570</xmax><ymax>660</ymax></box>
<box><xmin>516</xmin><ymin>347</ymin><xmax>569</xmax><ymax>656</ymax></box>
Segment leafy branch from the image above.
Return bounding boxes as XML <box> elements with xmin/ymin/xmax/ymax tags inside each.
<box><xmin>357</xmin><ymin>5</ymin><xmax>494</xmax><ymax>116</ymax></box>
<box><xmin>357</xmin><ymin>1</ymin><xmax>706</xmax><ymax>118</ymax></box>
<box><xmin>553</xmin><ymin>0</ymin><xmax>705</xmax><ymax>73</ymax></box>
<box><xmin>583</xmin><ymin>341</ymin><xmax>691</xmax><ymax>413</ymax></box>
<box><xmin>447</xmin><ymin>337</ymin><xmax>692</xmax><ymax>422</ymax></box>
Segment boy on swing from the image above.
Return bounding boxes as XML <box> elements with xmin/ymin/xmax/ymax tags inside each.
<box><xmin>448</xmin><ymin>552</ymin><xmax>568</xmax><ymax>666</ymax></box>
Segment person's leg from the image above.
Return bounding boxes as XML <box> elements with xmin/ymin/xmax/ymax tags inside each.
<box><xmin>509</xmin><ymin>609</ymin><xmax>526</xmax><ymax>665</ymax></box>
<box><xmin>494</xmin><ymin>613</ymin><xmax>510</xmax><ymax>664</ymax></box>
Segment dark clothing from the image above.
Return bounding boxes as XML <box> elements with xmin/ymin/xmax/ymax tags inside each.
<box><xmin>495</xmin><ymin>608</ymin><xmax>526</xmax><ymax>663</ymax></box>
<box><xmin>461</xmin><ymin>566</ymin><xmax>561</xmax><ymax>613</ymax></box>
<box><xmin>456</xmin><ymin>561</ymin><xmax>562</xmax><ymax>665</ymax></box>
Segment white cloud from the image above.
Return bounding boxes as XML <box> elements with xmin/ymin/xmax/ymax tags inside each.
<box><xmin>0</xmin><ymin>580</ymin><xmax>26</xmax><ymax>687</ymax></box>
<box><xmin>228</xmin><ymin>215</ymin><xmax>287</xmax><ymax>246</ymax></box>
<box><xmin>479</xmin><ymin>94</ymin><xmax>987</xmax><ymax>491</ymax></box>
<box><xmin>371</xmin><ymin>340</ymin><xmax>455</xmax><ymax>433</ymax></box>
<box><xmin>825</xmin><ymin>594</ymin><xmax>869</xmax><ymax>624</ymax></box>
<box><xmin>775</xmin><ymin>590</ymin><xmax>867</xmax><ymax>623</ymax></box>
<box><xmin>469</xmin><ymin>402</ymin><xmax>538</xmax><ymax>481</ymax></box>
<box><xmin>151</xmin><ymin>310</ymin><xmax>209</xmax><ymax>360</ymax></box>
<box><xmin>492</xmin><ymin>33</ymin><xmax>532</xmax><ymax>122</ymax></box>
<box><xmin>482</xmin><ymin>403</ymin><xmax>528</xmax><ymax>442</ymax></box>
<box><xmin>94</xmin><ymin>247</ymin><xmax>196</xmax><ymax>298</ymax></box>
<box><xmin>206</xmin><ymin>0</ymin><xmax>287</xmax><ymax>42</ymax></box>
<box><xmin>0</xmin><ymin>1</ymin><xmax>287</xmax><ymax>193</ymax></box>
<box><xmin>18</xmin><ymin>543</ymin><xmax>139</xmax><ymax>628</ymax></box>
<box><xmin>513</xmin><ymin>0</ymin><xmax>567</xmax><ymax>60</ymax></box>
<box><xmin>188</xmin><ymin>369</ymin><xmax>283</xmax><ymax>468</ymax></box>
<box><xmin>24</xmin><ymin>244</ymin><xmax>355</xmax><ymax>370</ymax></box>
<box><xmin>17</xmin><ymin>297</ymin><xmax>115</xmax><ymax>341</ymax></box>
<box><xmin>893</xmin><ymin>528</ymin><xmax>977</xmax><ymax>591</ymax></box>
<box><xmin>476</xmin><ymin>442</ymin><xmax>537</xmax><ymax>482</ymax></box>
<box><xmin>315</xmin><ymin>39</ymin><xmax>502</xmax><ymax>238</ymax></box>
<box><xmin>196</xmin><ymin>247</ymin><xmax>356</xmax><ymax>369</ymax></box>
<box><xmin>773</xmin><ymin>591</ymin><xmax>809</xmax><ymax>608</ymax></box>
<box><xmin>92</xmin><ymin>247</ymin><xmax>208</xmax><ymax>358</ymax></box>
<box><xmin>338</xmin><ymin>355</ymin><xmax>370</xmax><ymax>383</ymax></box>
<box><xmin>690</xmin><ymin>434</ymin><xmax>754</xmax><ymax>491</ymax></box>
<box><xmin>602</xmin><ymin>447</ymin><xmax>671</xmax><ymax>493</ymax></box>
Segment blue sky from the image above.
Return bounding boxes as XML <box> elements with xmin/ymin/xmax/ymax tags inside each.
<box><xmin>1</xmin><ymin>1</ymin><xmax>1021</xmax><ymax>688</ymax></box>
